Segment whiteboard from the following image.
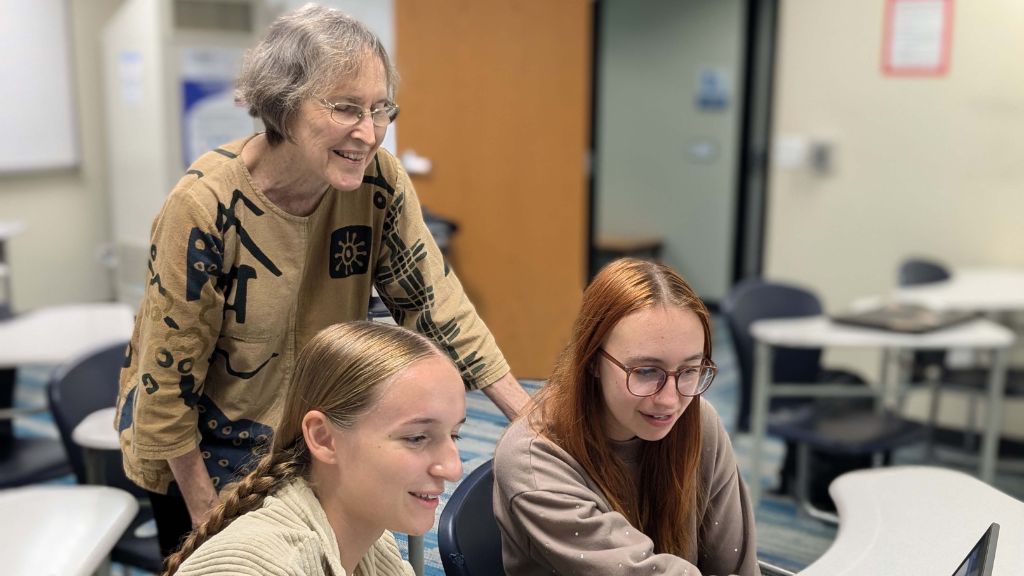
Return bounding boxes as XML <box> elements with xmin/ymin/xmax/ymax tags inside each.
<box><xmin>0</xmin><ymin>0</ymin><xmax>78</xmax><ymax>172</ymax></box>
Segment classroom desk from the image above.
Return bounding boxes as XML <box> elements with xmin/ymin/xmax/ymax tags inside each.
<box><xmin>798</xmin><ymin>466</ymin><xmax>1024</xmax><ymax>575</ymax></box>
<box><xmin>747</xmin><ymin>316</ymin><xmax>1015</xmax><ymax>507</ymax></box>
<box><xmin>73</xmin><ymin>406</ymin><xmax>119</xmax><ymax>485</ymax></box>
<box><xmin>0</xmin><ymin>484</ymin><xmax>138</xmax><ymax>576</ymax></box>
<box><xmin>894</xmin><ymin>267</ymin><xmax>1024</xmax><ymax>314</ymax></box>
<box><xmin>0</xmin><ymin>302</ymin><xmax>134</xmax><ymax>368</ymax></box>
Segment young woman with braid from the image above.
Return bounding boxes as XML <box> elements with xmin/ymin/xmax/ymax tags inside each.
<box><xmin>163</xmin><ymin>321</ymin><xmax>466</xmax><ymax>576</ymax></box>
<box><xmin>493</xmin><ymin>258</ymin><xmax>759</xmax><ymax>575</ymax></box>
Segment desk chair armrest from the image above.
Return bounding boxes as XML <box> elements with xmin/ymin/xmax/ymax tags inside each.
<box><xmin>0</xmin><ymin>405</ymin><xmax>48</xmax><ymax>420</ymax></box>
<box><xmin>759</xmin><ymin>559</ymin><xmax>796</xmax><ymax>576</ymax></box>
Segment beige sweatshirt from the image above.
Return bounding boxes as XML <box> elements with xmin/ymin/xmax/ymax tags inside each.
<box><xmin>493</xmin><ymin>399</ymin><xmax>759</xmax><ymax>575</ymax></box>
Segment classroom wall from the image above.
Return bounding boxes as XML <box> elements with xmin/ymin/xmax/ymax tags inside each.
<box><xmin>766</xmin><ymin>0</ymin><xmax>1024</xmax><ymax>438</ymax></box>
<box><xmin>0</xmin><ymin>0</ymin><xmax>124</xmax><ymax>311</ymax></box>
<box><xmin>595</xmin><ymin>0</ymin><xmax>745</xmax><ymax>302</ymax></box>
<box><xmin>766</xmin><ymin>0</ymin><xmax>1024</xmax><ymax>309</ymax></box>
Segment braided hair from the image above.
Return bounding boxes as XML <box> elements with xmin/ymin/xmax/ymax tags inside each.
<box><xmin>162</xmin><ymin>321</ymin><xmax>444</xmax><ymax>575</ymax></box>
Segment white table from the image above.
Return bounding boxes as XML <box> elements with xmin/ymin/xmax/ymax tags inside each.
<box><xmin>748</xmin><ymin>316</ymin><xmax>1015</xmax><ymax>507</ymax></box>
<box><xmin>73</xmin><ymin>406</ymin><xmax>120</xmax><ymax>485</ymax></box>
<box><xmin>894</xmin><ymin>267</ymin><xmax>1024</xmax><ymax>314</ymax></box>
<box><xmin>0</xmin><ymin>484</ymin><xmax>138</xmax><ymax>576</ymax></box>
<box><xmin>0</xmin><ymin>303</ymin><xmax>134</xmax><ymax>368</ymax></box>
<box><xmin>798</xmin><ymin>466</ymin><xmax>1024</xmax><ymax>575</ymax></box>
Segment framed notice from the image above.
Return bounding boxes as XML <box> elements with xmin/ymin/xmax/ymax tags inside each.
<box><xmin>882</xmin><ymin>0</ymin><xmax>954</xmax><ymax>76</ymax></box>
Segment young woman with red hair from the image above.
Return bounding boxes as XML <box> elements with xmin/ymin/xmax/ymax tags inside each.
<box><xmin>493</xmin><ymin>258</ymin><xmax>758</xmax><ymax>575</ymax></box>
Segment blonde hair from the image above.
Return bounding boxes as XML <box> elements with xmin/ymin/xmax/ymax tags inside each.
<box><xmin>162</xmin><ymin>321</ymin><xmax>444</xmax><ymax>574</ymax></box>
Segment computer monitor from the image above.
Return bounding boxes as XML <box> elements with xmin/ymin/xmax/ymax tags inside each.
<box><xmin>951</xmin><ymin>523</ymin><xmax>999</xmax><ymax>576</ymax></box>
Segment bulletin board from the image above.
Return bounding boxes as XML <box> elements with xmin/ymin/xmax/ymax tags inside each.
<box><xmin>0</xmin><ymin>0</ymin><xmax>78</xmax><ymax>172</ymax></box>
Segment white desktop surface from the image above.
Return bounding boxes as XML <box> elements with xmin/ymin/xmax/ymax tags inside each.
<box><xmin>798</xmin><ymin>466</ymin><xmax>1024</xmax><ymax>575</ymax></box>
<box><xmin>73</xmin><ymin>407</ymin><xmax>119</xmax><ymax>451</ymax></box>
<box><xmin>0</xmin><ymin>484</ymin><xmax>138</xmax><ymax>576</ymax></box>
<box><xmin>0</xmin><ymin>303</ymin><xmax>133</xmax><ymax>367</ymax></box>
<box><xmin>894</xmin><ymin>267</ymin><xmax>1024</xmax><ymax>313</ymax></box>
<box><xmin>750</xmin><ymin>316</ymin><xmax>1014</xmax><ymax>350</ymax></box>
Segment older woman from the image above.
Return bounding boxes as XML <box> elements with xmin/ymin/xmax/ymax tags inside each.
<box><xmin>162</xmin><ymin>321</ymin><xmax>466</xmax><ymax>575</ymax></box>
<box><xmin>493</xmin><ymin>258</ymin><xmax>759</xmax><ymax>575</ymax></box>
<box><xmin>116</xmin><ymin>3</ymin><xmax>528</xmax><ymax>556</ymax></box>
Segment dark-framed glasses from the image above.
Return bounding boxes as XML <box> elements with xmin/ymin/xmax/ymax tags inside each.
<box><xmin>598</xmin><ymin>348</ymin><xmax>716</xmax><ymax>398</ymax></box>
<box><xmin>319</xmin><ymin>99</ymin><xmax>400</xmax><ymax>128</ymax></box>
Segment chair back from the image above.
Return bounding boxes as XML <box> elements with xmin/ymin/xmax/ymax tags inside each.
<box><xmin>438</xmin><ymin>459</ymin><xmax>503</xmax><ymax>576</ymax></box>
<box><xmin>46</xmin><ymin>340</ymin><xmax>132</xmax><ymax>488</ymax></box>
<box><xmin>898</xmin><ymin>258</ymin><xmax>951</xmax><ymax>287</ymax></box>
<box><xmin>898</xmin><ymin>259</ymin><xmax>952</xmax><ymax>376</ymax></box>
<box><xmin>722</xmin><ymin>279</ymin><xmax>826</xmax><ymax>430</ymax></box>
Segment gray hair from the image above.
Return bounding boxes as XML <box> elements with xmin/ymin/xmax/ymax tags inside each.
<box><xmin>236</xmin><ymin>3</ymin><xmax>399</xmax><ymax>145</ymax></box>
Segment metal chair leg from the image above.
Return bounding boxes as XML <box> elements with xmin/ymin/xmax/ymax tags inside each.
<box><xmin>924</xmin><ymin>368</ymin><xmax>942</xmax><ymax>460</ymax></box>
<box><xmin>408</xmin><ymin>534</ymin><xmax>424</xmax><ymax>576</ymax></box>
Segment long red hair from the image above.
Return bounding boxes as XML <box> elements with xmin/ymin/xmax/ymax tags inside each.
<box><xmin>532</xmin><ymin>258</ymin><xmax>712</xmax><ymax>555</ymax></box>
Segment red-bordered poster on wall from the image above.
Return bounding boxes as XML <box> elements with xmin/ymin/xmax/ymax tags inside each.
<box><xmin>881</xmin><ymin>0</ymin><xmax>954</xmax><ymax>76</ymax></box>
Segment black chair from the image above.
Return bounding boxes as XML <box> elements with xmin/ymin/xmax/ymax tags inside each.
<box><xmin>0</xmin><ymin>303</ymin><xmax>72</xmax><ymax>488</ymax></box>
<box><xmin>898</xmin><ymin>258</ymin><xmax>950</xmax><ymax>287</ymax></box>
<box><xmin>722</xmin><ymin>278</ymin><xmax>871</xmax><ymax>433</ymax></box>
<box><xmin>47</xmin><ymin>339</ymin><xmax>163</xmax><ymax>574</ymax></box>
<box><xmin>438</xmin><ymin>459</ymin><xmax>503</xmax><ymax>576</ymax></box>
<box><xmin>722</xmin><ymin>279</ymin><xmax>926</xmax><ymax>512</ymax></box>
<box><xmin>899</xmin><ymin>258</ymin><xmax>1024</xmax><ymax>455</ymax></box>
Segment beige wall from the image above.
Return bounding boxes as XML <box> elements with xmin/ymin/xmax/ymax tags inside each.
<box><xmin>0</xmin><ymin>0</ymin><xmax>124</xmax><ymax>311</ymax></box>
<box><xmin>766</xmin><ymin>0</ymin><xmax>1024</xmax><ymax>308</ymax></box>
<box><xmin>766</xmin><ymin>0</ymin><xmax>1024</xmax><ymax>438</ymax></box>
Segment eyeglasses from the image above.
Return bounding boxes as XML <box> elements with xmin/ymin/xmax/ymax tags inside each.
<box><xmin>319</xmin><ymin>99</ymin><xmax>400</xmax><ymax>128</ymax></box>
<box><xmin>598</xmin><ymin>349</ymin><xmax>716</xmax><ymax>398</ymax></box>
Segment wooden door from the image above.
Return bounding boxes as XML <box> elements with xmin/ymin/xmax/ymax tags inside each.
<box><xmin>395</xmin><ymin>0</ymin><xmax>591</xmax><ymax>378</ymax></box>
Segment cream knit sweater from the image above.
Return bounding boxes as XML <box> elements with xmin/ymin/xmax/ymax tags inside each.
<box><xmin>176</xmin><ymin>478</ymin><xmax>415</xmax><ymax>576</ymax></box>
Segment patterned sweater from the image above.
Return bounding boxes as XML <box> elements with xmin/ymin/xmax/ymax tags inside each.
<box><xmin>493</xmin><ymin>399</ymin><xmax>759</xmax><ymax>575</ymax></box>
<box><xmin>116</xmin><ymin>135</ymin><xmax>508</xmax><ymax>493</ymax></box>
<box><xmin>175</xmin><ymin>478</ymin><xmax>414</xmax><ymax>576</ymax></box>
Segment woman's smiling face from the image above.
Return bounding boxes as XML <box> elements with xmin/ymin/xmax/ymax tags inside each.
<box><xmin>323</xmin><ymin>354</ymin><xmax>466</xmax><ymax>537</ymax></box>
<box><xmin>290</xmin><ymin>53</ymin><xmax>390</xmax><ymax>192</ymax></box>
<box><xmin>597</xmin><ymin>305</ymin><xmax>706</xmax><ymax>442</ymax></box>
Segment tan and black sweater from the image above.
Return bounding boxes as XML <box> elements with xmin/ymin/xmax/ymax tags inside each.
<box><xmin>117</xmin><ymin>135</ymin><xmax>508</xmax><ymax>493</ymax></box>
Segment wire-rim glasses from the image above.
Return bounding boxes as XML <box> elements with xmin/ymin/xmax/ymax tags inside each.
<box><xmin>319</xmin><ymin>98</ymin><xmax>400</xmax><ymax>128</ymax></box>
<box><xmin>598</xmin><ymin>348</ymin><xmax>716</xmax><ymax>398</ymax></box>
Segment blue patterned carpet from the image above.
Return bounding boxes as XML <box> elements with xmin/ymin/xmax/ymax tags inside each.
<box><xmin>13</xmin><ymin>316</ymin><xmax>1024</xmax><ymax>575</ymax></box>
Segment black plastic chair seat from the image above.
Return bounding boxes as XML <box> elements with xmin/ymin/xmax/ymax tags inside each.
<box><xmin>0</xmin><ymin>436</ymin><xmax>72</xmax><ymax>488</ymax></box>
<box><xmin>938</xmin><ymin>368</ymin><xmax>1024</xmax><ymax>396</ymax></box>
<box><xmin>768</xmin><ymin>406</ymin><xmax>927</xmax><ymax>456</ymax></box>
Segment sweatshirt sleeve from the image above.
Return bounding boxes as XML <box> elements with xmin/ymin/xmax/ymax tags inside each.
<box><xmin>507</xmin><ymin>486</ymin><xmax>706</xmax><ymax>575</ymax></box>
<box><xmin>697</xmin><ymin>404</ymin><xmax>760</xmax><ymax>576</ymax></box>
<box><xmin>494</xmin><ymin>422</ymin><xmax>705</xmax><ymax>576</ymax></box>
